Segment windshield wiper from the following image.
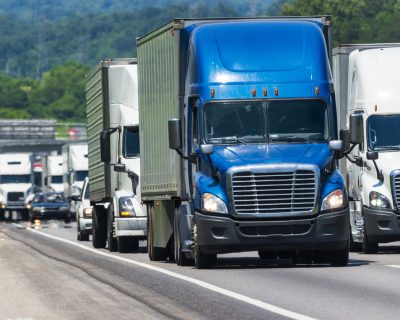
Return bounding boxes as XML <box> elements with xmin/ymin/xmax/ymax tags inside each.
<box><xmin>270</xmin><ymin>135</ymin><xmax>311</xmax><ymax>143</ymax></box>
<box><xmin>210</xmin><ymin>136</ymin><xmax>246</xmax><ymax>144</ymax></box>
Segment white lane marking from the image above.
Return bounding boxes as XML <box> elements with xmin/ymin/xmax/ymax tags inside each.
<box><xmin>386</xmin><ymin>265</ymin><xmax>400</xmax><ymax>269</ymax></box>
<box><xmin>20</xmin><ymin>225</ymin><xmax>317</xmax><ymax>320</ymax></box>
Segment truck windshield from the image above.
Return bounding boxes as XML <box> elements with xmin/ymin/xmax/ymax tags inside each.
<box><xmin>123</xmin><ymin>126</ymin><xmax>140</xmax><ymax>157</ymax></box>
<box><xmin>368</xmin><ymin>115</ymin><xmax>400</xmax><ymax>151</ymax></box>
<box><xmin>0</xmin><ymin>175</ymin><xmax>31</xmax><ymax>184</ymax></box>
<box><xmin>75</xmin><ymin>171</ymin><xmax>88</xmax><ymax>181</ymax></box>
<box><xmin>51</xmin><ymin>176</ymin><xmax>63</xmax><ymax>184</ymax></box>
<box><xmin>203</xmin><ymin>100</ymin><xmax>329</xmax><ymax>144</ymax></box>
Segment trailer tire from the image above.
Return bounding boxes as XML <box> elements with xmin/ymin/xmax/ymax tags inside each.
<box><xmin>147</xmin><ymin>205</ymin><xmax>167</xmax><ymax>261</ymax></box>
<box><xmin>107</xmin><ymin>205</ymin><xmax>117</xmax><ymax>252</ymax></box>
<box><xmin>92</xmin><ymin>206</ymin><xmax>106</xmax><ymax>248</ymax></box>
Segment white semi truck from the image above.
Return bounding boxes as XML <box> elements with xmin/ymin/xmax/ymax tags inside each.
<box><xmin>0</xmin><ymin>153</ymin><xmax>33</xmax><ymax>220</ymax></box>
<box><xmin>42</xmin><ymin>155</ymin><xmax>64</xmax><ymax>193</ymax></box>
<box><xmin>333</xmin><ymin>44</ymin><xmax>400</xmax><ymax>253</ymax></box>
<box><xmin>62</xmin><ymin>143</ymin><xmax>88</xmax><ymax>215</ymax></box>
<box><xmin>86</xmin><ymin>59</ymin><xmax>146</xmax><ymax>253</ymax></box>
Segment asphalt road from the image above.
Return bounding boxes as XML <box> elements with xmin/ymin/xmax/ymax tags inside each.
<box><xmin>2</xmin><ymin>220</ymin><xmax>400</xmax><ymax>320</ymax></box>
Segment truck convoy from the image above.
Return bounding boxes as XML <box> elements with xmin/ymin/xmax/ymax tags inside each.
<box><xmin>42</xmin><ymin>155</ymin><xmax>64</xmax><ymax>193</ymax></box>
<box><xmin>86</xmin><ymin>59</ymin><xmax>146</xmax><ymax>253</ymax></box>
<box><xmin>0</xmin><ymin>153</ymin><xmax>33</xmax><ymax>220</ymax></box>
<box><xmin>137</xmin><ymin>17</ymin><xmax>349</xmax><ymax>268</ymax></box>
<box><xmin>333</xmin><ymin>44</ymin><xmax>400</xmax><ymax>253</ymax></box>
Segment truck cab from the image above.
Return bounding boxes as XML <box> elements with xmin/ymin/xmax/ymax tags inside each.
<box><xmin>335</xmin><ymin>46</ymin><xmax>400</xmax><ymax>253</ymax></box>
<box><xmin>86</xmin><ymin>59</ymin><xmax>146</xmax><ymax>253</ymax></box>
<box><xmin>0</xmin><ymin>153</ymin><xmax>33</xmax><ymax>220</ymax></box>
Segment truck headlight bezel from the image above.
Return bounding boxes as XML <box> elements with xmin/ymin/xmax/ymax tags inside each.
<box><xmin>369</xmin><ymin>191</ymin><xmax>391</xmax><ymax>209</ymax></box>
<box><xmin>202</xmin><ymin>193</ymin><xmax>228</xmax><ymax>214</ymax></box>
<box><xmin>119</xmin><ymin>197</ymin><xmax>136</xmax><ymax>217</ymax></box>
<box><xmin>321</xmin><ymin>189</ymin><xmax>345</xmax><ymax>211</ymax></box>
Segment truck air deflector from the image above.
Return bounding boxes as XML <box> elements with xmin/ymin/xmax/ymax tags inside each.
<box><xmin>227</xmin><ymin>164</ymin><xmax>320</xmax><ymax>218</ymax></box>
<box><xmin>187</xmin><ymin>20</ymin><xmax>331</xmax><ymax>100</ymax></box>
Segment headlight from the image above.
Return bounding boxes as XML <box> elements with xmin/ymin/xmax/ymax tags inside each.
<box><xmin>202</xmin><ymin>193</ymin><xmax>228</xmax><ymax>213</ymax></box>
<box><xmin>83</xmin><ymin>207</ymin><xmax>93</xmax><ymax>218</ymax></box>
<box><xmin>119</xmin><ymin>197</ymin><xmax>135</xmax><ymax>217</ymax></box>
<box><xmin>369</xmin><ymin>191</ymin><xmax>391</xmax><ymax>209</ymax></box>
<box><xmin>321</xmin><ymin>189</ymin><xmax>345</xmax><ymax>211</ymax></box>
<box><xmin>26</xmin><ymin>204</ymin><xmax>32</xmax><ymax>210</ymax></box>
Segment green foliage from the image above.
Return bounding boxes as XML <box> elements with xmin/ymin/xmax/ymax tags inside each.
<box><xmin>281</xmin><ymin>0</ymin><xmax>400</xmax><ymax>44</ymax></box>
<box><xmin>0</xmin><ymin>62</ymin><xmax>89</xmax><ymax>122</ymax></box>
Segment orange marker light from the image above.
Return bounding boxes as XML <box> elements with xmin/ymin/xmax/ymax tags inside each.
<box><xmin>263</xmin><ymin>88</ymin><xmax>268</xmax><ymax>96</ymax></box>
<box><xmin>211</xmin><ymin>89</ymin><xmax>215</xmax><ymax>98</ymax></box>
<box><xmin>274</xmin><ymin>88</ymin><xmax>279</xmax><ymax>96</ymax></box>
<box><xmin>252</xmin><ymin>89</ymin><xmax>256</xmax><ymax>97</ymax></box>
<box><xmin>315</xmin><ymin>86</ymin><xmax>319</xmax><ymax>96</ymax></box>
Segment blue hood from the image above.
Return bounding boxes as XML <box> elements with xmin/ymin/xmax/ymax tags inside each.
<box><xmin>209</xmin><ymin>143</ymin><xmax>332</xmax><ymax>173</ymax></box>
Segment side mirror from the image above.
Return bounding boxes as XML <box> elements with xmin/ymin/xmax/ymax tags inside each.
<box><xmin>366</xmin><ymin>151</ymin><xmax>379</xmax><ymax>161</ymax></box>
<box><xmin>71</xmin><ymin>195</ymin><xmax>81</xmax><ymax>202</ymax></box>
<box><xmin>349</xmin><ymin>113</ymin><xmax>363</xmax><ymax>145</ymax></box>
<box><xmin>114</xmin><ymin>163</ymin><xmax>126</xmax><ymax>172</ymax></box>
<box><xmin>329</xmin><ymin>140</ymin><xmax>343</xmax><ymax>151</ymax></box>
<box><xmin>168</xmin><ymin>119</ymin><xmax>182</xmax><ymax>150</ymax></box>
<box><xmin>339</xmin><ymin>129</ymin><xmax>350</xmax><ymax>151</ymax></box>
<box><xmin>100</xmin><ymin>130</ymin><xmax>111</xmax><ymax>163</ymax></box>
<box><xmin>200</xmin><ymin>144</ymin><xmax>214</xmax><ymax>155</ymax></box>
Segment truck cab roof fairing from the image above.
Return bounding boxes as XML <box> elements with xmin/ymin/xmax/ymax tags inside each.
<box><xmin>186</xmin><ymin>21</ymin><xmax>332</xmax><ymax>99</ymax></box>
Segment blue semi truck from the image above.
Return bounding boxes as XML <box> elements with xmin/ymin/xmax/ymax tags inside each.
<box><xmin>137</xmin><ymin>17</ymin><xmax>349</xmax><ymax>268</ymax></box>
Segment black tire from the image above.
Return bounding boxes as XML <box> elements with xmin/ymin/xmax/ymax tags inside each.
<box><xmin>147</xmin><ymin>205</ymin><xmax>167</xmax><ymax>261</ymax></box>
<box><xmin>193</xmin><ymin>224</ymin><xmax>216</xmax><ymax>269</ymax></box>
<box><xmin>118</xmin><ymin>237</ymin><xmax>139</xmax><ymax>253</ymax></box>
<box><xmin>92</xmin><ymin>206</ymin><xmax>107</xmax><ymax>249</ymax></box>
<box><xmin>362</xmin><ymin>232</ymin><xmax>378</xmax><ymax>254</ymax></box>
<box><xmin>30</xmin><ymin>215</ymin><xmax>36</xmax><ymax>224</ymax></box>
<box><xmin>107</xmin><ymin>205</ymin><xmax>117</xmax><ymax>252</ymax></box>
<box><xmin>330</xmin><ymin>243</ymin><xmax>349</xmax><ymax>267</ymax></box>
<box><xmin>174</xmin><ymin>209</ymin><xmax>192</xmax><ymax>266</ymax></box>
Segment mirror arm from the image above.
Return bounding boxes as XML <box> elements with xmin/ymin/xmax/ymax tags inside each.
<box><xmin>174</xmin><ymin>149</ymin><xmax>196</xmax><ymax>163</ymax></box>
<box><xmin>371</xmin><ymin>159</ymin><xmax>384</xmax><ymax>182</ymax></box>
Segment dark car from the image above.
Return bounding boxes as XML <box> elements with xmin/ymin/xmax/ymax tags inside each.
<box><xmin>29</xmin><ymin>192</ymin><xmax>70</xmax><ymax>223</ymax></box>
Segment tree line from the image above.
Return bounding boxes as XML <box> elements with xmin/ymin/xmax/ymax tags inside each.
<box><xmin>1</xmin><ymin>0</ymin><xmax>400</xmax><ymax>122</ymax></box>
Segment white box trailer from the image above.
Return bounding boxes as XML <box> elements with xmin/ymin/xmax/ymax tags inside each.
<box><xmin>86</xmin><ymin>58</ymin><xmax>146</xmax><ymax>253</ymax></box>
<box><xmin>333</xmin><ymin>44</ymin><xmax>400</xmax><ymax>253</ymax></box>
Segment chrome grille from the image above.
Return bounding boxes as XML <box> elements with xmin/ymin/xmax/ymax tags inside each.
<box><xmin>231</xmin><ymin>170</ymin><xmax>316</xmax><ymax>215</ymax></box>
<box><xmin>392</xmin><ymin>171</ymin><xmax>400</xmax><ymax>210</ymax></box>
